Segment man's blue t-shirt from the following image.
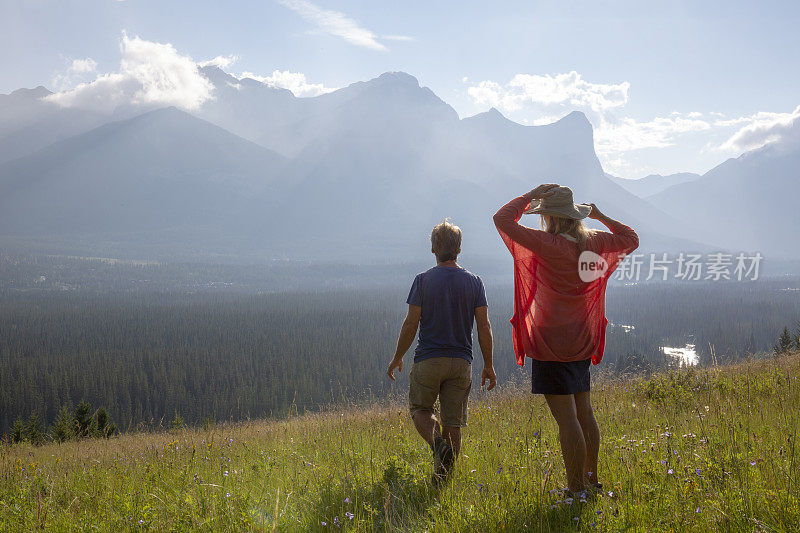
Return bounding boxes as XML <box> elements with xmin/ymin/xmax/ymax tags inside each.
<box><xmin>406</xmin><ymin>266</ymin><xmax>488</xmax><ymax>363</ymax></box>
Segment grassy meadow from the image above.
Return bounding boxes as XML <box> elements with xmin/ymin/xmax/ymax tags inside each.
<box><xmin>1</xmin><ymin>352</ymin><xmax>799</xmax><ymax>532</ymax></box>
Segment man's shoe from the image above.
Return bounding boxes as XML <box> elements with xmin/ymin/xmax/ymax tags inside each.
<box><xmin>432</xmin><ymin>436</ymin><xmax>454</xmax><ymax>484</ymax></box>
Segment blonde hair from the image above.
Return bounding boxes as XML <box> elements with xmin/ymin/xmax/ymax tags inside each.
<box><xmin>431</xmin><ymin>218</ymin><xmax>462</xmax><ymax>262</ymax></box>
<box><xmin>541</xmin><ymin>214</ymin><xmax>594</xmax><ymax>250</ymax></box>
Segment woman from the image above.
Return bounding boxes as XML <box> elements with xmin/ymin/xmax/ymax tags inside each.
<box><xmin>493</xmin><ymin>183</ymin><xmax>639</xmax><ymax>495</ymax></box>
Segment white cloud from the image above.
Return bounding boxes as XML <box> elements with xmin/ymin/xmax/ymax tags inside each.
<box><xmin>239</xmin><ymin>69</ymin><xmax>336</xmax><ymax>97</ymax></box>
<box><xmin>199</xmin><ymin>54</ymin><xmax>238</xmax><ymax>69</ymax></box>
<box><xmin>595</xmin><ymin>114</ymin><xmax>712</xmax><ymax>154</ymax></box>
<box><xmin>717</xmin><ymin>106</ymin><xmax>800</xmax><ymax>151</ymax></box>
<box><xmin>278</xmin><ymin>0</ymin><xmax>387</xmax><ymax>51</ymax></box>
<box><xmin>69</xmin><ymin>58</ymin><xmax>98</xmax><ymax>74</ymax></box>
<box><xmin>46</xmin><ymin>33</ymin><xmax>214</xmax><ymax>112</ymax></box>
<box><xmin>382</xmin><ymin>35</ymin><xmax>415</xmax><ymax>42</ymax></box>
<box><xmin>51</xmin><ymin>57</ymin><xmax>98</xmax><ymax>90</ymax></box>
<box><xmin>467</xmin><ymin>71</ymin><xmax>629</xmax><ymax>114</ymax></box>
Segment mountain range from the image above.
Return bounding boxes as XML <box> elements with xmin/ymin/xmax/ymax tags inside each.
<box><xmin>0</xmin><ymin>68</ymin><xmax>797</xmax><ymax>263</ymax></box>
<box><xmin>607</xmin><ymin>172</ymin><xmax>700</xmax><ymax>197</ymax></box>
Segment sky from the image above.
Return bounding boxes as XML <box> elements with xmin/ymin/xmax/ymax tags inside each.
<box><xmin>2</xmin><ymin>0</ymin><xmax>799</xmax><ymax>178</ymax></box>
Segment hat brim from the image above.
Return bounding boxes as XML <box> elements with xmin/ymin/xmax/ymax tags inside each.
<box><xmin>524</xmin><ymin>201</ymin><xmax>591</xmax><ymax>220</ymax></box>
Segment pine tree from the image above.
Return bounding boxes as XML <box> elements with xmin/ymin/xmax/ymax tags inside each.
<box><xmin>53</xmin><ymin>406</ymin><xmax>75</xmax><ymax>443</ymax></box>
<box><xmin>775</xmin><ymin>326</ymin><xmax>793</xmax><ymax>355</ymax></box>
<box><xmin>74</xmin><ymin>402</ymin><xmax>92</xmax><ymax>438</ymax></box>
<box><xmin>10</xmin><ymin>418</ymin><xmax>26</xmax><ymax>443</ymax></box>
<box><xmin>794</xmin><ymin>320</ymin><xmax>800</xmax><ymax>351</ymax></box>
<box><xmin>25</xmin><ymin>412</ymin><xmax>43</xmax><ymax>445</ymax></box>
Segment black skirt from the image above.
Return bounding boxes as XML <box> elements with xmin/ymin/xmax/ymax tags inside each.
<box><xmin>531</xmin><ymin>358</ymin><xmax>591</xmax><ymax>395</ymax></box>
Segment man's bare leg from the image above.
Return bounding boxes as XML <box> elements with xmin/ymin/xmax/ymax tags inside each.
<box><xmin>574</xmin><ymin>391</ymin><xmax>600</xmax><ymax>485</ymax></box>
<box><xmin>412</xmin><ymin>410</ymin><xmax>441</xmax><ymax>448</ymax></box>
<box><xmin>545</xmin><ymin>394</ymin><xmax>587</xmax><ymax>492</ymax></box>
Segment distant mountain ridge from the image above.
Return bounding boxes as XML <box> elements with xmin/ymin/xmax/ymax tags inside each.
<box><xmin>607</xmin><ymin>172</ymin><xmax>700</xmax><ymax>197</ymax></box>
<box><xmin>0</xmin><ymin>69</ymin><xmax>769</xmax><ymax>262</ymax></box>
<box><xmin>647</xmin><ymin>128</ymin><xmax>800</xmax><ymax>258</ymax></box>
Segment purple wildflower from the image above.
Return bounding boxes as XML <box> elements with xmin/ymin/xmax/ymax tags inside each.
<box><xmin>345</xmin><ymin>512</ymin><xmax>354</xmax><ymax>520</ymax></box>
<box><xmin>345</xmin><ymin>497</ymin><xmax>350</xmax><ymax>504</ymax></box>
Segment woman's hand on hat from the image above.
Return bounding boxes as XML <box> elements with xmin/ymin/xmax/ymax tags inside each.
<box><xmin>585</xmin><ymin>203</ymin><xmax>603</xmax><ymax>220</ymax></box>
<box><xmin>525</xmin><ymin>183</ymin><xmax>559</xmax><ymax>201</ymax></box>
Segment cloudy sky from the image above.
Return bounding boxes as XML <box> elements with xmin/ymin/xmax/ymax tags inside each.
<box><xmin>2</xmin><ymin>0</ymin><xmax>799</xmax><ymax>178</ymax></box>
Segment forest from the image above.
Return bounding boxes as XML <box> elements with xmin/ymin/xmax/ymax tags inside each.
<box><xmin>2</xmin><ymin>259</ymin><xmax>799</xmax><ymax>437</ymax></box>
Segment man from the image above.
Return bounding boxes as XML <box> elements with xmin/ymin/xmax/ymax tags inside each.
<box><xmin>387</xmin><ymin>218</ymin><xmax>496</xmax><ymax>484</ymax></box>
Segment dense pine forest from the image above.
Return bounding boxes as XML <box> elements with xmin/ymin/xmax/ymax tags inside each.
<box><xmin>2</xmin><ymin>253</ymin><xmax>799</xmax><ymax>437</ymax></box>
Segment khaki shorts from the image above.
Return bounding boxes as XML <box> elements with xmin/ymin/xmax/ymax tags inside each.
<box><xmin>409</xmin><ymin>357</ymin><xmax>472</xmax><ymax>427</ymax></box>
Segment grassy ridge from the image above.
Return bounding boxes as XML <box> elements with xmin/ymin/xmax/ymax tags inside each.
<box><xmin>1</xmin><ymin>353</ymin><xmax>799</xmax><ymax>531</ymax></box>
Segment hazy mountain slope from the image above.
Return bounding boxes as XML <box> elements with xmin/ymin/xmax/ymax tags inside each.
<box><xmin>0</xmin><ymin>107</ymin><xmax>286</xmax><ymax>246</ymax></box>
<box><xmin>607</xmin><ymin>172</ymin><xmax>700</xmax><ymax>197</ymax></box>
<box><xmin>250</xmin><ymin>76</ymin><xmax>698</xmax><ymax>261</ymax></box>
<box><xmin>0</xmin><ymin>71</ymin><xmax>707</xmax><ymax>261</ymax></box>
<box><xmin>194</xmin><ymin>66</ymin><xmax>302</xmax><ymax>156</ymax></box>
<box><xmin>0</xmin><ymin>86</ymin><xmax>111</xmax><ymax>164</ymax></box>
<box><xmin>648</xmin><ymin>132</ymin><xmax>800</xmax><ymax>258</ymax></box>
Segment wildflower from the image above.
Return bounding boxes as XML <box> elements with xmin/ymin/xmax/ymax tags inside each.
<box><xmin>224</xmin><ymin>470</ymin><xmax>229</xmax><ymax>476</ymax></box>
<box><xmin>138</xmin><ymin>519</ymin><xmax>144</xmax><ymax>524</ymax></box>
<box><xmin>226</xmin><ymin>493</ymin><xmax>231</xmax><ymax>498</ymax></box>
<box><xmin>533</xmin><ymin>430</ymin><xmax>540</xmax><ymax>437</ymax></box>
<box><xmin>695</xmin><ymin>468</ymin><xmax>702</xmax><ymax>476</ymax></box>
<box><xmin>497</xmin><ymin>467</ymin><xmax>503</xmax><ymax>474</ymax></box>
<box><xmin>344</xmin><ymin>497</ymin><xmax>350</xmax><ymax>504</ymax></box>
<box><xmin>696</xmin><ymin>507</ymin><xmax>701</xmax><ymax>513</ymax></box>
<box><xmin>668</xmin><ymin>469</ymin><xmax>674</xmax><ymax>475</ymax></box>
<box><xmin>749</xmin><ymin>460</ymin><xmax>756</xmax><ymax>466</ymax></box>
<box><xmin>573</xmin><ymin>517</ymin><xmax>580</xmax><ymax>522</ymax></box>
<box><xmin>345</xmin><ymin>512</ymin><xmax>354</xmax><ymax>520</ymax></box>
<box><xmin>322</xmin><ymin>522</ymin><xmax>327</xmax><ymax>526</ymax></box>
<box><xmin>608</xmin><ymin>491</ymin><xmax>614</xmax><ymax>497</ymax></box>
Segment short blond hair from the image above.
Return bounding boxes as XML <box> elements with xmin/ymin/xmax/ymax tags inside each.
<box><xmin>431</xmin><ymin>219</ymin><xmax>462</xmax><ymax>262</ymax></box>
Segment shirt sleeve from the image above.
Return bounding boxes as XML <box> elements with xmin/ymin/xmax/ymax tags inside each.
<box><xmin>592</xmin><ymin>219</ymin><xmax>639</xmax><ymax>255</ymax></box>
<box><xmin>475</xmin><ymin>276</ymin><xmax>488</xmax><ymax>308</ymax></box>
<box><xmin>493</xmin><ymin>195</ymin><xmax>555</xmax><ymax>255</ymax></box>
<box><xmin>406</xmin><ymin>274</ymin><xmax>422</xmax><ymax>306</ymax></box>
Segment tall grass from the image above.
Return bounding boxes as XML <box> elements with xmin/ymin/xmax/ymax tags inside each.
<box><xmin>1</xmin><ymin>353</ymin><xmax>799</xmax><ymax>531</ymax></box>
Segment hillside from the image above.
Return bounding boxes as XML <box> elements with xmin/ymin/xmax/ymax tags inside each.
<box><xmin>2</xmin><ymin>352</ymin><xmax>798</xmax><ymax>531</ymax></box>
<box><xmin>648</xmin><ymin>123</ymin><xmax>800</xmax><ymax>259</ymax></box>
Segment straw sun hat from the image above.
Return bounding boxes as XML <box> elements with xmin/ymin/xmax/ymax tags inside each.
<box><xmin>523</xmin><ymin>185</ymin><xmax>591</xmax><ymax>220</ymax></box>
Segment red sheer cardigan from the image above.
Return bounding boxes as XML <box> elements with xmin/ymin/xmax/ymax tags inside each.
<box><xmin>493</xmin><ymin>196</ymin><xmax>639</xmax><ymax>366</ymax></box>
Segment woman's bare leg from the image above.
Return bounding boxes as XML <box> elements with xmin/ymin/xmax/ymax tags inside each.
<box><xmin>574</xmin><ymin>391</ymin><xmax>600</xmax><ymax>484</ymax></box>
<box><xmin>544</xmin><ymin>394</ymin><xmax>587</xmax><ymax>492</ymax></box>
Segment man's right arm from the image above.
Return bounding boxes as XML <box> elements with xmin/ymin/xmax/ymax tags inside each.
<box><xmin>474</xmin><ymin>306</ymin><xmax>496</xmax><ymax>390</ymax></box>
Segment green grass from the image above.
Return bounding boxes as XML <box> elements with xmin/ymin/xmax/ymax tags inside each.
<box><xmin>2</xmin><ymin>353</ymin><xmax>799</xmax><ymax>531</ymax></box>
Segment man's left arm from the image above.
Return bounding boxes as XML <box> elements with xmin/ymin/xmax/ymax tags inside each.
<box><xmin>387</xmin><ymin>304</ymin><xmax>422</xmax><ymax>381</ymax></box>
